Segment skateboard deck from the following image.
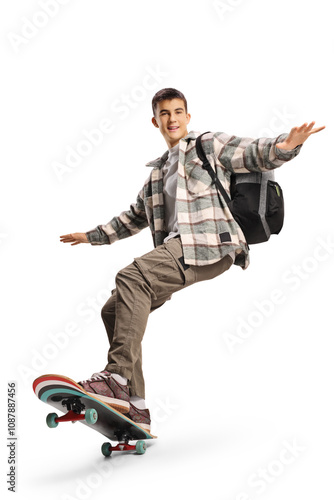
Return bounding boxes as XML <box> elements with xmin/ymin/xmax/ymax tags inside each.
<box><xmin>33</xmin><ymin>374</ymin><xmax>156</xmax><ymax>457</ymax></box>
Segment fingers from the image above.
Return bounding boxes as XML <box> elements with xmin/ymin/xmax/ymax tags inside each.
<box><xmin>298</xmin><ymin>121</ymin><xmax>325</xmax><ymax>133</ymax></box>
<box><xmin>60</xmin><ymin>233</ymin><xmax>88</xmax><ymax>244</ymax></box>
<box><xmin>305</xmin><ymin>121</ymin><xmax>315</xmax><ymax>131</ymax></box>
<box><xmin>60</xmin><ymin>234</ymin><xmax>81</xmax><ymax>244</ymax></box>
<box><xmin>302</xmin><ymin>122</ymin><xmax>326</xmax><ymax>134</ymax></box>
<box><xmin>309</xmin><ymin>125</ymin><xmax>326</xmax><ymax>134</ymax></box>
<box><xmin>60</xmin><ymin>234</ymin><xmax>75</xmax><ymax>243</ymax></box>
<box><xmin>295</xmin><ymin>122</ymin><xmax>312</xmax><ymax>132</ymax></box>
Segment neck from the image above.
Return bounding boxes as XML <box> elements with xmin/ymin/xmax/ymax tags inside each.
<box><xmin>166</xmin><ymin>130</ymin><xmax>188</xmax><ymax>149</ymax></box>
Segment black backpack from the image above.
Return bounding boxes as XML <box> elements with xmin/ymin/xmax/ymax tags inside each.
<box><xmin>195</xmin><ymin>132</ymin><xmax>284</xmax><ymax>245</ymax></box>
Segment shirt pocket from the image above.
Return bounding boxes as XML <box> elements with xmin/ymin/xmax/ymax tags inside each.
<box><xmin>184</xmin><ymin>159</ymin><xmax>214</xmax><ymax>195</ymax></box>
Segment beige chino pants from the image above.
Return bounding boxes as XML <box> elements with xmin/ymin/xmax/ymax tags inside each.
<box><xmin>101</xmin><ymin>236</ymin><xmax>233</xmax><ymax>399</ymax></box>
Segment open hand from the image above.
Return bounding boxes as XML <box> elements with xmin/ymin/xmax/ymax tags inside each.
<box><xmin>276</xmin><ymin>121</ymin><xmax>325</xmax><ymax>150</ymax></box>
<box><xmin>60</xmin><ymin>233</ymin><xmax>89</xmax><ymax>245</ymax></box>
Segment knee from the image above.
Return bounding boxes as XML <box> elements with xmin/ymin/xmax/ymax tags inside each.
<box><xmin>115</xmin><ymin>264</ymin><xmax>140</xmax><ymax>288</ymax></box>
<box><xmin>101</xmin><ymin>293</ymin><xmax>116</xmax><ymax>320</ymax></box>
<box><xmin>115</xmin><ymin>266</ymin><xmax>132</xmax><ymax>282</ymax></box>
<box><xmin>101</xmin><ymin>303</ymin><xmax>108</xmax><ymax>321</ymax></box>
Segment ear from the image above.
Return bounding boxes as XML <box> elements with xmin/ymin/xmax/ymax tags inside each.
<box><xmin>186</xmin><ymin>113</ymin><xmax>191</xmax><ymax>124</ymax></box>
<box><xmin>151</xmin><ymin>116</ymin><xmax>159</xmax><ymax>128</ymax></box>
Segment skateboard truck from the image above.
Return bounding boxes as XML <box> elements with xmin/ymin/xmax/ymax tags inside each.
<box><xmin>101</xmin><ymin>439</ymin><xmax>147</xmax><ymax>457</ymax></box>
<box><xmin>100</xmin><ymin>431</ymin><xmax>147</xmax><ymax>457</ymax></box>
<box><xmin>46</xmin><ymin>397</ymin><xmax>98</xmax><ymax>428</ymax></box>
<box><xmin>61</xmin><ymin>396</ymin><xmax>86</xmax><ymax>414</ymax></box>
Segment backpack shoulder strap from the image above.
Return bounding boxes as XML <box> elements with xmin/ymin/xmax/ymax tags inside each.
<box><xmin>195</xmin><ymin>132</ymin><xmax>231</xmax><ymax>205</ymax></box>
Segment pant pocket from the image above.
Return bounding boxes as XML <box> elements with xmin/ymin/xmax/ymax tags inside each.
<box><xmin>133</xmin><ymin>246</ymin><xmax>185</xmax><ymax>300</ymax></box>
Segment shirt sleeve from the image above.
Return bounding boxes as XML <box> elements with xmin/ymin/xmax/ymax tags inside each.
<box><xmin>213</xmin><ymin>131</ymin><xmax>303</xmax><ymax>174</ymax></box>
<box><xmin>85</xmin><ymin>185</ymin><xmax>149</xmax><ymax>246</ymax></box>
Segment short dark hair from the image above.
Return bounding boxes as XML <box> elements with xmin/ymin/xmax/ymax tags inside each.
<box><xmin>152</xmin><ymin>88</ymin><xmax>188</xmax><ymax>117</ymax></box>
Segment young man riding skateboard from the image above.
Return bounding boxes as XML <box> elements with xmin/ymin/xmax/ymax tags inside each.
<box><xmin>60</xmin><ymin>88</ymin><xmax>325</xmax><ymax>432</ymax></box>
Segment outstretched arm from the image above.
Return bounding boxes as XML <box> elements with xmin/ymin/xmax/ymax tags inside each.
<box><xmin>60</xmin><ymin>183</ymin><xmax>149</xmax><ymax>247</ymax></box>
<box><xmin>214</xmin><ymin>121</ymin><xmax>325</xmax><ymax>174</ymax></box>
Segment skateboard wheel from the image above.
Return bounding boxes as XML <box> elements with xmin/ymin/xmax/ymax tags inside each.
<box><xmin>85</xmin><ymin>408</ymin><xmax>98</xmax><ymax>425</ymax></box>
<box><xmin>46</xmin><ymin>413</ymin><xmax>59</xmax><ymax>428</ymax></box>
<box><xmin>136</xmin><ymin>440</ymin><xmax>146</xmax><ymax>455</ymax></box>
<box><xmin>101</xmin><ymin>442</ymin><xmax>112</xmax><ymax>457</ymax></box>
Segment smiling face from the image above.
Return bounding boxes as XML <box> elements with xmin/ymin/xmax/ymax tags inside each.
<box><xmin>152</xmin><ymin>98</ymin><xmax>191</xmax><ymax>149</ymax></box>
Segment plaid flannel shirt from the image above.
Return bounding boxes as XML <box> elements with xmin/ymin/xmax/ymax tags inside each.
<box><xmin>86</xmin><ymin>130</ymin><xmax>302</xmax><ymax>269</ymax></box>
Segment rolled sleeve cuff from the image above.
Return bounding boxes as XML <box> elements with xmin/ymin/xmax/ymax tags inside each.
<box><xmin>274</xmin><ymin>133</ymin><xmax>303</xmax><ymax>160</ymax></box>
<box><xmin>86</xmin><ymin>226</ymin><xmax>110</xmax><ymax>245</ymax></box>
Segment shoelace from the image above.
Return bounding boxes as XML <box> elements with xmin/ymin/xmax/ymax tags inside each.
<box><xmin>81</xmin><ymin>371</ymin><xmax>110</xmax><ymax>384</ymax></box>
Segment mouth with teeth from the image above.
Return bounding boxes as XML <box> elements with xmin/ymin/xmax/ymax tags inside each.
<box><xmin>168</xmin><ymin>126</ymin><xmax>179</xmax><ymax>132</ymax></box>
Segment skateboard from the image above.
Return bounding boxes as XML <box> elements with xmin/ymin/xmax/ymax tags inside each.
<box><xmin>33</xmin><ymin>374</ymin><xmax>156</xmax><ymax>457</ymax></box>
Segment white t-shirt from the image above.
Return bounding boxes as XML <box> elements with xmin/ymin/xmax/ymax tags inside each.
<box><xmin>162</xmin><ymin>143</ymin><xmax>180</xmax><ymax>243</ymax></box>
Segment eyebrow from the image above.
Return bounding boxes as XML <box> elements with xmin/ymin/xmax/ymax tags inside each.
<box><xmin>159</xmin><ymin>108</ymin><xmax>184</xmax><ymax>114</ymax></box>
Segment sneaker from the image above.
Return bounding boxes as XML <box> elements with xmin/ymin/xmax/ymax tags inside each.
<box><xmin>77</xmin><ymin>370</ymin><xmax>130</xmax><ymax>414</ymax></box>
<box><xmin>127</xmin><ymin>403</ymin><xmax>151</xmax><ymax>433</ymax></box>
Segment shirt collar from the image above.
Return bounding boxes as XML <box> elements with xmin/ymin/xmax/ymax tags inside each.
<box><xmin>145</xmin><ymin>130</ymin><xmax>201</xmax><ymax>168</ymax></box>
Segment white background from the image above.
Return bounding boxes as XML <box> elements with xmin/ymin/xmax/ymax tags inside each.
<box><xmin>1</xmin><ymin>1</ymin><xmax>333</xmax><ymax>499</ymax></box>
